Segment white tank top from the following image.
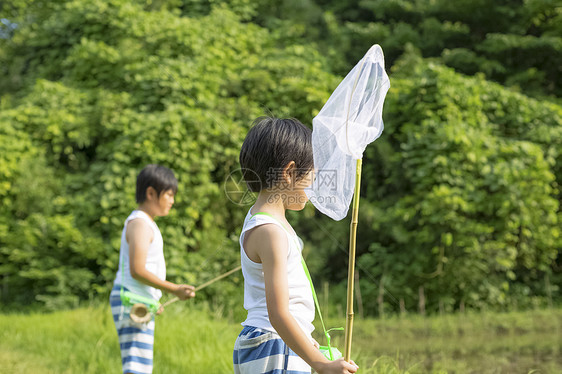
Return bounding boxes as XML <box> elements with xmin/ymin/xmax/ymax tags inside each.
<box><xmin>113</xmin><ymin>210</ymin><xmax>166</xmax><ymax>300</ymax></box>
<box><xmin>240</xmin><ymin>209</ymin><xmax>315</xmax><ymax>337</ymax></box>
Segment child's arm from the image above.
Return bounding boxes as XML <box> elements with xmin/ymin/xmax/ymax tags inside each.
<box><xmin>126</xmin><ymin>219</ymin><xmax>194</xmax><ymax>300</ymax></box>
<box><xmin>247</xmin><ymin>224</ymin><xmax>358</xmax><ymax>374</ymax></box>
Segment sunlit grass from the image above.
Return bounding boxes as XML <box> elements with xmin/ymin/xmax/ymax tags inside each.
<box><xmin>1</xmin><ymin>304</ymin><xmax>561</xmax><ymax>373</ymax></box>
<box><xmin>0</xmin><ymin>303</ymin><xmax>240</xmax><ymax>373</ymax></box>
<box><xmin>325</xmin><ymin>309</ymin><xmax>562</xmax><ymax>373</ymax></box>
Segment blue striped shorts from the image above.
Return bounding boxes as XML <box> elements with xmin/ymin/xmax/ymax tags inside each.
<box><xmin>110</xmin><ymin>286</ymin><xmax>156</xmax><ymax>374</ymax></box>
<box><xmin>233</xmin><ymin>326</ymin><xmax>311</xmax><ymax>374</ymax></box>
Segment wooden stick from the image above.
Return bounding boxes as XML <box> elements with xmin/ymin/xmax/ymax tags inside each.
<box><xmin>162</xmin><ymin>265</ymin><xmax>242</xmax><ymax>308</ymax></box>
<box><xmin>344</xmin><ymin>158</ymin><xmax>362</xmax><ymax>362</ymax></box>
<box><xmin>343</xmin><ymin>52</ymin><xmax>367</xmax><ymax>362</ymax></box>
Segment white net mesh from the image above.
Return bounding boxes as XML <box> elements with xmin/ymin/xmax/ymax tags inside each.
<box><xmin>306</xmin><ymin>45</ymin><xmax>390</xmax><ymax>220</ymax></box>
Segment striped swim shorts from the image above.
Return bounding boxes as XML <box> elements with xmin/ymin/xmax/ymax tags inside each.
<box><xmin>233</xmin><ymin>326</ymin><xmax>311</xmax><ymax>374</ymax></box>
<box><xmin>110</xmin><ymin>286</ymin><xmax>156</xmax><ymax>374</ymax></box>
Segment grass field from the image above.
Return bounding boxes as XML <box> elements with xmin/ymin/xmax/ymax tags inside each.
<box><xmin>1</xmin><ymin>303</ymin><xmax>560</xmax><ymax>373</ymax></box>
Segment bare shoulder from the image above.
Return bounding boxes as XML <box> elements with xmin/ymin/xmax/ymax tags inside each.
<box><xmin>244</xmin><ymin>224</ymin><xmax>288</xmax><ymax>263</ymax></box>
<box><xmin>125</xmin><ymin>218</ymin><xmax>154</xmax><ymax>244</ymax></box>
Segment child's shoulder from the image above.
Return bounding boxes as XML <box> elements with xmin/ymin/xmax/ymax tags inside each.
<box><xmin>125</xmin><ymin>211</ymin><xmax>155</xmax><ymax>241</ymax></box>
<box><xmin>125</xmin><ymin>210</ymin><xmax>155</xmax><ymax>226</ymax></box>
<box><xmin>243</xmin><ymin>222</ymin><xmax>289</xmax><ymax>260</ymax></box>
<box><xmin>245</xmin><ymin>218</ymin><xmax>285</xmax><ymax>240</ymax></box>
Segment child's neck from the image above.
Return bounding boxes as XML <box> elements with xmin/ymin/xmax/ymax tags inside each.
<box><xmin>137</xmin><ymin>204</ymin><xmax>156</xmax><ymax>221</ymax></box>
<box><xmin>252</xmin><ymin>190</ymin><xmax>298</xmax><ymax>236</ymax></box>
<box><xmin>252</xmin><ymin>190</ymin><xmax>286</xmax><ymax>218</ymax></box>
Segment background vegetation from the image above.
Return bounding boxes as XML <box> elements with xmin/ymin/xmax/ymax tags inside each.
<box><xmin>0</xmin><ymin>0</ymin><xmax>560</xmax><ymax>319</ymax></box>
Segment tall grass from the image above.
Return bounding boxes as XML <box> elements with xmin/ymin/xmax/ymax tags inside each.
<box><xmin>1</xmin><ymin>303</ymin><xmax>561</xmax><ymax>373</ymax></box>
<box><xmin>335</xmin><ymin>309</ymin><xmax>562</xmax><ymax>373</ymax></box>
<box><xmin>0</xmin><ymin>302</ymin><xmax>241</xmax><ymax>373</ymax></box>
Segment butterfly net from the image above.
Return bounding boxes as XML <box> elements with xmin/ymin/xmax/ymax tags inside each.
<box><xmin>305</xmin><ymin>45</ymin><xmax>390</xmax><ymax>220</ymax></box>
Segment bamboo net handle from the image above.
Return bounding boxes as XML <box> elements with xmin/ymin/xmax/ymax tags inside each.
<box><xmin>161</xmin><ymin>265</ymin><xmax>242</xmax><ymax>308</ymax></box>
<box><xmin>344</xmin><ymin>158</ymin><xmax>362</xmax><ymax>362</ymax></box>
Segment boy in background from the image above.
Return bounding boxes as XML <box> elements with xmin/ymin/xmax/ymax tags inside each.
<box><xmin>110</xmin><ymin>164</ymin><xmax>195</xmax><ymax>374</ymax></box>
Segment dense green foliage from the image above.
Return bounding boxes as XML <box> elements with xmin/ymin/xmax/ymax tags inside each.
<box><xmin>0</xmin><ymin>0</ymin><xmax>560</xmax><ymax>315</ymax></box>
<box><xmin>253</xmin><ymin>0</ymin><xmax>562</xmax><ymax>98</ymax></box>
<box><xmin>361</xmin><ymin>52</ymin><xmax>561</xmax><ymax>311</ymax></box>
<box><xmin>0</xmin><ymin>0</ymin><xmax>337</xmax><ymax>309</ymax></box>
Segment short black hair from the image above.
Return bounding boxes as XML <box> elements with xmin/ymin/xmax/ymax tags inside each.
<box><xmin>240</xmin><ymin>117</ymin><xmax>313</xmax><ymax>192</ymax></box>
<box><xmin>136</xmin><ymin>164</ymin><xmax>178</xmax><ymax>203</ymax></box>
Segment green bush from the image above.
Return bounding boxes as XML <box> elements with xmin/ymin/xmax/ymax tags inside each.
<box><xmin>0</xmin><ymin>0</ymin><xmax>560</xmax><ymax>314</ymax></box>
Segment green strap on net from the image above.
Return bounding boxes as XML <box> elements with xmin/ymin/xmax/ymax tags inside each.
<box><xmin>250</xmin><ymin>212</ymin><xmax>343</xmax><ymax>360</ymax></box>
<box><xmin>300</xmin><ymin>255</ymin><xmax>344</xmax><ymax>360</ymax></box>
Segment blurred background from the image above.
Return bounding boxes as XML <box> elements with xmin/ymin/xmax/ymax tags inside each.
<box><xmin>0</xmin><ymin>0</ymin><xmax>560</xmax><ymax>373</ymax></box>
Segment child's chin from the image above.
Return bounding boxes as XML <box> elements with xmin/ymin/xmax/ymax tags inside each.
<box><xmin>289</xmin><ymin>203</ymin><xmax>307</xmax><ymax>211</ymax></box>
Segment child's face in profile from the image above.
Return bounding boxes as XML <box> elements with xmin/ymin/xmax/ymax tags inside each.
<box><xmin>156</xmin><ymin>189</ymin><xmax>175</xmax><ymax>216</ymax></box>
<box><xmin>284</xmin><ymin>170</ymin><xmax>313</xmax><ymax>211</ymax></box>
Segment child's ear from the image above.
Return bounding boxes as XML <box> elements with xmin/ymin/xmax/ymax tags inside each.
<box><xmin>146</xmin><ymin>186</ymin><xmax>157</xmax><ymax>201</ymax></box>
<box><xmin>283</xmin><ymin>161</ymin><xmax>296</xmax><ymax>185</ymax></box>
